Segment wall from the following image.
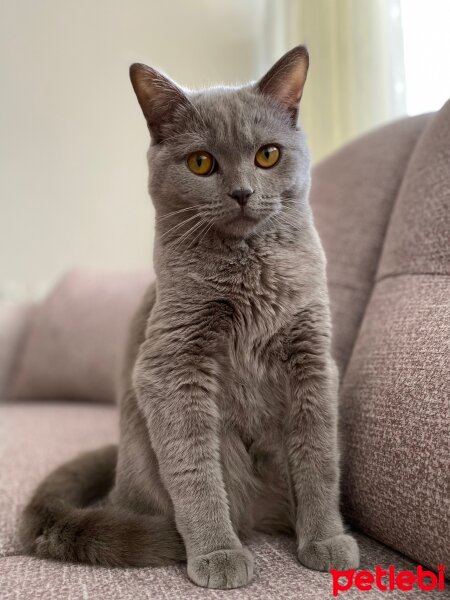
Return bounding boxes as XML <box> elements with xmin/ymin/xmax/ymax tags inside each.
<box><xmin>0</xmin><ymin>0</ymin><xmax>266</xmax><ymax>299</ymax></box>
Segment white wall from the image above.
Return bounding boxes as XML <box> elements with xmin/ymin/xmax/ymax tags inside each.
<box><xmin>0</xmin><ymin>0</ymin><xmax>267</xmax><ymax>299</ymax></box>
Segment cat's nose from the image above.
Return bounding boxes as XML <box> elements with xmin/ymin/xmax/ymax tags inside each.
<box><xmin>228</xmin><ymin>188</ymin><xmax>254</xmax><ymax>207</ymax></box>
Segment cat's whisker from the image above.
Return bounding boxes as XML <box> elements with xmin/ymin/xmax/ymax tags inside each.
<box><xmin>183</xmin><ymin>220</ymin><xmax>207</xmax><ymax>251</ymax></box>
<box><xmin>258</xmin><ymin>211</ymin><xmax>293</xmax><ymax>235</ymax></box>
<box><xmin>187</xmin><ymin>218</ymin><xmax>213</xmax><ymax>250</ymax></box>
<box><xmin>275</xmin><ymin>210</ymin><xmax>296</xmax><ymax>222</ymax></box>
<box><xmin>280</xmin><ymin>206</ymin><xmax>300</xmax><ymax>214</ymax></box>
<box><xmin>170</xmin><ymin>220</ymin><xmax>203</xmax><ymax>248</ymax></box>
<box><xmin>273</xmin><ymin>213</ymin><xmax>298</xmax><ymax>229</ymax></box>
<box><xmin>158</xmin><ymin>213</ymin><xmax>200</xmax><ymax>241</ymax></box>
<box><xmin>178</xmin><ymin>221</ymin><xmax>210</xmax><ymax>252</ymax></box>
<box><xmin>157</xmin><ymin>204</ymin><xmax>203</xmax><ymax>221</ymax></box>
<box><xmin>279</xmin><ymin>205</ymin><xmax>301</xmax><ymax>217</ymax></box>
<box><xmin>195</xmin><ymin>218</ymin><xmax>215</xmax><ymax>247</ymax></box>
<box><xmin>252</xmin><ymin>214</ymin><xmax>278</xmax><ymax>242</ymax></box>
<box><xmin>169</xmin><ymin>218</ymin><xmax>207</xmax><ymax>252</ymax></box>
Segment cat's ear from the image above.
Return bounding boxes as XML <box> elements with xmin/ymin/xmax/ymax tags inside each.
<box><xmin>256</xmin><ymin>45</ymin><xmax>309</xmax><ymax>124</ymax></box>
<box><xmin>130</xmin><ymin>63</ymin><xmax>190</xmax><ymax>143</ymax></box>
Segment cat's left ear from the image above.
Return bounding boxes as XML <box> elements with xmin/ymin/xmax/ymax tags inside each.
<box><xmin>256</xmin><ymin>45</ymin><xmax>309</xmax><ymax>124</ymax></box>
<box><xmin>130</xmin><ymin>63</ymin><xmax>190</xmax><ymax>143</ymax></box>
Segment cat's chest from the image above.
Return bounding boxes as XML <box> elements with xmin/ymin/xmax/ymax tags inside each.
<box><xmin>194</xmin><ymin>244</ymin><xmax>301</xmax><ymax>316</ymax></box>
<box><xmin>188</xmin><ymin>248</ymin><xmax>301</xmax><ymax>437</ymax></box>
<box><xmin>185</xmin><ymin>242</ymin><xmax>303</xmax><ymax>373</ymax></box>
<box><xmin>228</xmin><ymin>257</ymin><xmax>300</xmax><ymax>348</ymax></box>
<box><xmin>222</xmin><ymin>259</ymin><xmax>297</xmax><ymax>384</ymax></box>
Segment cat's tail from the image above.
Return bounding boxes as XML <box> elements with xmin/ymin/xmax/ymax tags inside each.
<box><xmin>19</xmin><ymin>445</ymin><xmax>185</xmax><ymax>567</ymax></box>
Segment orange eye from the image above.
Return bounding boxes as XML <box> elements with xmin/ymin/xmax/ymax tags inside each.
<box><xmin>187</xmin><ymin>151</ymin><xmax>216</xmax><ymax>176</ymax></box>
<box><xmin>255</xmin><ymin>144</ymin><xmax>280</xmax><ymax>169</ymax></box>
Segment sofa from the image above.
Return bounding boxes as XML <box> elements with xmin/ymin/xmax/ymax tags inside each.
<box><xmin>1</xmin><ymin>102</ymin><xmax>449</xmax><ymax>599</ymax></box>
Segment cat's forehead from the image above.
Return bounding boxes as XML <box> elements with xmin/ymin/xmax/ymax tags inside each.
<box><xmin>182</xmin><ymin>86</ymin><xmax>294</xmax><ymax>152</ymax></box>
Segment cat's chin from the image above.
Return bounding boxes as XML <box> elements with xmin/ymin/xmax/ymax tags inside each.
<box><xmin>217</xmin><ymin>215</ymin><xmax>262</xmax><ymax>238</ymax></box>
<box><xmin>216</xmin><ymin>211</ymin><xmax>272</xmax><ymax>239</ymax></box>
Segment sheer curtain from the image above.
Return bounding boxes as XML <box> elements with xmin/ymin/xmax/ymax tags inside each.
<box><xmin>263</xmin><ymin>0</ymin><xmax>406</xmax><ymax>162</ymax></box>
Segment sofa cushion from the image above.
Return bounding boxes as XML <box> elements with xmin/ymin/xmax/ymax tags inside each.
<box><xmin>0</xmin><ymin>302</ymin><xmax>34</xmax><ymax>398</ymax></box>
<box><xmin>7</xmin><ymin>268</ymin><xmax>152</xmax><ymax>403</ymax></box>
<box><xmin>378</xmin><ymin>100</ymin><xmax>450</xmax><ymax>279</ymax></box>
<box><xmin>0</xmin><ymin>401</ymin><xmax>118</xmax><ymax>557</ymax></box>
<box><xmin>340</xmin><ymin>100</ymin><xmax>450</xmax><ymax>571</ymax></box>
<box><xmin>341</xmin><ymin>276</ymin><xmax>449</xmax><ymax>571</ymax></box>
<box><xmin>0</xmin><ymin>532</ymin><xmax>443</xmax><ymax>600</ymax></box>
<box><xmin>310</xmin><ymin>114</ymin><xmax>430</xmax><ymax>376</ymax></box>
<box><xmin>2</xmin><ymin>401</ymin><xmax>435</xmax><ymax>599</ymax></box>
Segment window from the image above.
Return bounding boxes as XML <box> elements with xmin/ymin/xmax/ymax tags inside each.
<box><xmin>401</xmin><ymin>0</ymin><xmax>450</xmax><ymax>115</ymax></box>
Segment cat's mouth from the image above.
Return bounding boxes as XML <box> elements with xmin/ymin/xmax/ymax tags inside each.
<box><xmin>224</xmin><ymin>206</ymin><xmax>262</xmax><ymax>226</ymax></box>
<box><xmin>230</xmin><ymin>210</ymin><xmax>258</xmax><ymax>223</ymax></box>
<box><xmin>217</xmin><ymin>206</ymin><xmax>273</xmax><ymax>237</ymax></box>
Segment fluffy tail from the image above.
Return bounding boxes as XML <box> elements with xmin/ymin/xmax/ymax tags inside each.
<box><xmin>19</xmin><ymin>445</ymin><xmax>185</xmax><ymax>567</ymax></box>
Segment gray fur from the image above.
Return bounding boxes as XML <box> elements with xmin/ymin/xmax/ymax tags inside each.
<box><xmin>20</xmin><ymin>46</ymin><xmax>359</xmax><ymax>589</ymax></box>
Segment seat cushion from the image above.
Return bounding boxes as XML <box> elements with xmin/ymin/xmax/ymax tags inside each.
<box><xmin>0</xmin><ymin>401</ymin><xmax>118</xmax><ymax>557</ymax></box>
<box><xmin>310</xmin><ymin>114</ymin><xmax>431</xmax><ymax>376</ymax></box>
<box><xmin>1</xmin><ymin>402</ymin><xmax>446</xmax><ymax>599</ymax></box>
<box><xmin>1</xmin><ymin>533</ymin><xmax>446</xmax><ymax>599</ymax></box>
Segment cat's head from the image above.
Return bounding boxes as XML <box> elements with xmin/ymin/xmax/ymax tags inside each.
<box><xmin>130</xmin><ymin>46</ymin><xmax>309</xmax><ymax>241</ymax></box>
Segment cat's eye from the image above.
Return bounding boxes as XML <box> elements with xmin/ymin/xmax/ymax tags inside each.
<box><xmin>187</xmin><ymin>151</ymin><xmax>216</xmax><ymax>176</ymax></box>
<box><xmin>255</xmin><ymin>144</ymin><xmax>280</xmax><ymax>169</ymax></box>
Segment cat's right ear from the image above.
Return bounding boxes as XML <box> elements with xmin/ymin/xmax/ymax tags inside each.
<box><xmin>129</xmin><ymin>64</ymin><xmax>190</xmax><ymax>143</ymax></box>
<box><xmin>256</xmin><ymin>45</ymin><xmax>309</xmax><ymax>125</ymax></box>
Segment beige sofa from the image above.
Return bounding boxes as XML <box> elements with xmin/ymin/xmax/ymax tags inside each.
<box><xmin>1</xmin><ymin>103</ymin><xmax>449</xmax><ymax>599</ymax></box>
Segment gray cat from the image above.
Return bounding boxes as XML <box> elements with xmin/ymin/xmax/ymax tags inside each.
<box><xmin>20</xmin><ymin>45</ymin><xmax>359</xmax><ymax>589</ymax></box>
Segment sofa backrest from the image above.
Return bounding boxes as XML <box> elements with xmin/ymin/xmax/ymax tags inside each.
<box><xmin>311</xmin><ymin>103</ymin><xmax>449</xmax><ymax>571</ymax></box>
<box><xmin>310</xmin><ymin>113</ymin><xmax>431</xmax><ymax>376</ymax></box>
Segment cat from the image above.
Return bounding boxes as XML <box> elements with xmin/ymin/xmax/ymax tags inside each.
<box><xmin>20</xmin><ymin>45</ymin><xmax>359</xmax><ymax>589</ymax></box>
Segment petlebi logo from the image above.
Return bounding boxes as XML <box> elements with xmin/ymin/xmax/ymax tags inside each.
<box><xmin>330</xmin><ymin>565</ymin><xmax>446</xmax><ymax>596</ymax></box>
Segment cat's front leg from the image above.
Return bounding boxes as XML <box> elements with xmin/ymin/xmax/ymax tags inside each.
<box><xmin>133</xmin><ymin>305</ymin><xmax>253</xmax><ymax>589</ymax></box>
<box><xmin>284</xmin><ymin>305</ymin><xmax>359</xmax><ymax>572</ymax></box>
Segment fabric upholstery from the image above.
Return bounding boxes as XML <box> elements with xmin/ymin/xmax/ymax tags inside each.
<box><xmin>7</xmin><ymin>269</ymin><xmax>152</xmax><ymax>403</ymax></box>
<box><xmin>378</xmin><ymin>100</ymin><xmax>450</xmax><ymax>279</ymax></box>
<box><xmin>0</xmin><ymin>301</ymin><xmax>34</xmax><ymax>398</ymax></box>
<box><xmin>340</xmin><ymin>276</ymin><xmax>449</xmax><ymax>570</ymax></box>
<box><xmin>2</xmin><ymin>532</ymin><xmax>447</xmax><ymax>600</ymax></box>
<box><xmin>3</xmin><ymin>401</ymin><xmax>442</xmax><ymax>599</ymax></box>
<box><xmin>310</xmin><ymin>114</ymin><xmax>431</xmax><ymax>376</ymax></box>
<box><xmin>0</xmin><ymin>401</ymin><xmax>118</xmax><ymax>557</ymax></box>
<box><xmin>339</xmin><ymin>100</ymin><xmax>450</xmax><ymax>571</ymax></box>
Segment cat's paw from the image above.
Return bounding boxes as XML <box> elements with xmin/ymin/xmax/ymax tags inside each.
<box><xmin>34</xmin><ymin>529</ymin><xmax>61</xmax><ymax>558</ymax></box>
<box><xmin>298</xmin><ymin>533</ymin><xmax>359</xmax><ymax>572</ymax></box>
<box><xmin>187</xmin><ymin>548</ymin><xmax>254</xmax><ymax>589</ymax></box>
